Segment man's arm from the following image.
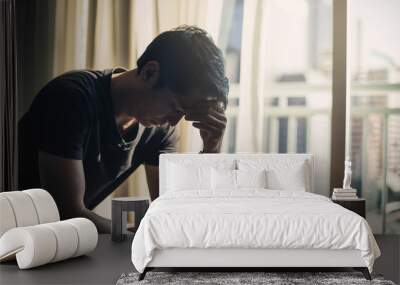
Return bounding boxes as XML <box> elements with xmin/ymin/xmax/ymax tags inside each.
<box><xmin>144</xmin><ymin>164</ymin><xmax>159</xmax><ymax>201</ymax></box>
<box><xmin>38</xmin><ymin>151</ymin><xmax>111</xmax><ymax>233</ymax></box>
<box><xmin>184</xmin><ymin>100</ymin><xmax>227</xmax><ymax>153</ymax></box>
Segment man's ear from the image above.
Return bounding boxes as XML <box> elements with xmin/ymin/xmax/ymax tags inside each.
<box><xmin>140</xmin><ymin>61</ymin><xmax>160</xmax><ymax>87</ymax></box>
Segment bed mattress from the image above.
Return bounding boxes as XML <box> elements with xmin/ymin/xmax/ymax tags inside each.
<box><xmin>131</xmin><ymin>190</ymin><xmax>380</xmax><ymax>273</ymax></box>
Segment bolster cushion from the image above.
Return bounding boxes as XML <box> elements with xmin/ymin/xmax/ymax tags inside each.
<box><xmin>0</xmin><ymin>218</ymin><xmax>98</xmax><ymax>269</ymax></box>
<box><xmin>0</xmin><ymin>189</ymin><xmax>60</xmax><ymax>237</ymax></box>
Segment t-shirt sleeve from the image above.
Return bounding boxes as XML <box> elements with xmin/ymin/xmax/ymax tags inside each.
<box><xmin>142</xmin><ymin>126</ymin><xmax>179</xmax><ymax>166</ymax></box>
<box><xmin>32</xmin><ymin>79</ymin><xmax>90</xmax><ymax>160</ymax></box>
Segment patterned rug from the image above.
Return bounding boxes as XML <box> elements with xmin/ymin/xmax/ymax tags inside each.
<box><xmin>116</xmin><ymin>271</ymin><xmax>396</xmax><ymax>285</ymax></box>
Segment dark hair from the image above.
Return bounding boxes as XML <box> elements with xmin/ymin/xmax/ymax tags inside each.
<box><xmin>137</xmin><ymin>25</ymin><xmax>229</xmax><ymax>108</ymax></box>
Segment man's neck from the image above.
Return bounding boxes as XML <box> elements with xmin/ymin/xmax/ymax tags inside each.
<box><xmin>110</xmin><ymin>69</ymin><xmax>140</xmax><ymax>131</ymax></box>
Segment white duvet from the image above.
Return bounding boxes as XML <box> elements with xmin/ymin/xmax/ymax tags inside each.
<box><xmin>131</xmin><ymin>190</ymin><xmax>380</xmax><ymax>273</ymax></box>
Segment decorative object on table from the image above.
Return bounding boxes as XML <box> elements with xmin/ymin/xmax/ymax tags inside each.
<box><xmin>116</xmin><ymin>271</ymin><xmax>395</xmax><ymax>285</ymax></box>
<box><xmin>343</xmin><ymin>157</ymin><xmax>352</xmax><ymax>189</ymax></box>
<box><xmin>0</xmin><ymin>189</ymin><xmax>98</xmax><ymax>269</ymax></box>
<box><xmin>111</xmin><ymin>197</ymin><xmax>150</xmax><ymax>242</ymax></box>
<box><xmin>332</xmin><ymin>158</ymin><xmax>358</xmax><ymax>200</ymax></box>
<box><xmin>332</xmin><ymin>198</ymin><xmax>366</xmax><ymax>218</ymax></box>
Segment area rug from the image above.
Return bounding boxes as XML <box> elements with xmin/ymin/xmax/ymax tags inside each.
<box><xmin>116</xmin><ymin>272</ymin><xmax>396</xmax><ymax>285</ymax></box>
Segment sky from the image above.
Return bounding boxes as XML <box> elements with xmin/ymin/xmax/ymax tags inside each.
<box><xmin>350</xmin><ymin>0</ymin><xmax>400</xmax><ymax>68</ymax></box>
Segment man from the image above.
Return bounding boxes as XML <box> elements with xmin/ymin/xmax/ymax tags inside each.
<box><xmin>18</xmin><ymin>26</ymin><xmax>229</xmax><ymax>233</ymax></box>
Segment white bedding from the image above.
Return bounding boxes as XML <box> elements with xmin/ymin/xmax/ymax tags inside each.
<box><xmin>131</xmin><ymin>190</ymin><xmax>380</xmax><ymax>273</ymax></box>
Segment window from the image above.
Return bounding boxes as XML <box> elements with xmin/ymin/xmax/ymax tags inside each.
<box><xmin>219</xmin><ymin>0</ymin><xmax>333</xmax><ymax>196</ymax></box>
<box><xmin>349</xmin><ymin>0</ymin><xmax>400</xmax><ymax>233</ymax></box>
<box><xmin>278</xmin><ymin>117</ymin><xmax>288</xmax><ymax>153</ymax></box>
<box><xmin>259</xmin><ymin>0</ymin><xmax>332</xmax><ymax>197</ymax></box>
<box><xmin>297</xmin><ymin>118</ymin><xmax>307</xmax><ymax>153</ymax></box>
<box><xmin>218</xmin><ymin>0</ymin><xmax>399</xmax><ymax>233</ymax></box>
<box><xmin>288</xmin><ymin>97</ymin><xmax>306</xmax><ymax>106</ymax></box>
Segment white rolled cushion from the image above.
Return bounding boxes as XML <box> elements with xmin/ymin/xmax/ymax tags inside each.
<box><xmin>167</xmin><ymin>163</ymin><xmax>211</xmax><ymax>191</ymax></box>
<box><xmin>65</xmin><ymin>218</ymin><xmax>98</xmax><ymax>257</ymax></box>
<box><xmin>0</xmin><ymin>226</ymin><xmax>57</xmax><ymax>269</ymax></box>
<box><xmin>238</xmin><ymin>159</ymin><xmax>307</xmax><ymax>191</ymax></box>
<box><xmin>0</xmin><ymin>218</ymin><xmax>97</xmax><ymax>269</ymax></box>
<box><xmin>0</xmin><ymin>191</ymin><xmax>39</xmax><ymax>227</ymax></box>
<box><xmin>236</xmin><ymin>169</ymin><xmax>267</xmax><ymax>188</ymax></box>
<box><xmin>211</xmin><ymin>168</ymin><xmax>236</xmax><ymax>190</ymax></box>
<box><xmin>0</xmin><ymin>196</ymin><xmax>17</xmax><ymax>237</ymax></box>
<box><xmin>42</xmin><ymin>222</ymin><xmax>79</xmax><ymax>262</ymax></box>
<box><xmin>23</xmin><ymin>189</ymin><xmax>60</xmax><ymax>223</ymax></box>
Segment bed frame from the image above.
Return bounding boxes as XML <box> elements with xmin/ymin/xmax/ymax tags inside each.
<box><xmin>139</xmin><ymin>154</ymin><xmax>371</xmax><ymax>280</ymax></box>
<box><xmin>140</xmin><ymin>248</ymin><xmax>370</xmax><ymax>280</ymax></box>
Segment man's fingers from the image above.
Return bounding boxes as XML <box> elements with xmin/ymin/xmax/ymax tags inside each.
<box><xmin>185</xmin><ymin>108</ymin><xmax>226</xmax><ymax>121</ymax></box>
<box><xmin>192</xmin><ymin>122</ymin><xmax>221</xmax><ymax>133</ymax></box>
<box><xmin>192</xmin><ymin>114</ymin><xmax>226</xmax><ymax>132</ymax></box>
<box><xmin>186</xmin><ymin>110</ymin><xmax>227</xmax><ymax>126</ymax></box>
<box><xmin>206</xmin><ymin>113</ymin><xmax>227</xmax><ymax>129</ymax></box>
<box><xmin>209</xmin><ymin>108</ymin><xmax>227</xmax><ymax>122</ymax></box>
<box><xmin>187</xmin><ymin>113</ymin><xmax>226</xmax><ymax>129</ymax></box>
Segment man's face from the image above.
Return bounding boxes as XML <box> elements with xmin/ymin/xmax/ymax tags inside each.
<box><xmin>138</xmin><ymin>87</ymin><xmax>223</xmax><ymax>128</ymax></box>
<box><xmin>136</xmin><ymin>88</ymin><xmax>184</xmax><ymax>127</ymax></box>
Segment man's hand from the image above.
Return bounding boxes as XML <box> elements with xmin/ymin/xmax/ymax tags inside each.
<box><xmin>184</xmin><ymin>99</ymin><xmax>227</xmax><ymax>153</ymax></box>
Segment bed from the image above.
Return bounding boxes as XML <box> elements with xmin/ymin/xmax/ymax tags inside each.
<box><xmin>131</xmin><ymin>153</ymin><xmax>380</xmax><ymax>280</ymax></box>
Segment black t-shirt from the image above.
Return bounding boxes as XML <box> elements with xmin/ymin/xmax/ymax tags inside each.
<box><xmin>18</xmin><ymin>68</ymin><xmax>178</xmax><ymax>209</ymax></box>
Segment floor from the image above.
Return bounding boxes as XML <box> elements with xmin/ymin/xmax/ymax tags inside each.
<box><xmin>373</xmin><ymin>235</ymin><xmax>400</xmax><ymax>284</ymax></box>
<box><xmin>0</xmin><ymin>234</ymin><xmax>398</xmax><ymax>285</ymax></box>
<box><xmin>0</xmin><ymin>235</ymin><xmax>134</xmax><ymax>285</ymax></box>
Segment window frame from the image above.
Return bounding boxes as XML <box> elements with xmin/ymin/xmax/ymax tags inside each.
<box><xmin>330</xmin><ymin>0</ymin><xmax>349</xmax><ymax>193</ymax></box>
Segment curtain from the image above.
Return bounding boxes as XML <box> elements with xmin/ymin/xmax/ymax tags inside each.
<box><xmin>236</xmin><ymin>0</ymin><xmax>267</xmax><ymax>152</ymax></box>
<box><xmin>1</xmin><ymin>0</ymin><xmax>18</xmax><ymax>192</ymax></box>
<box><xmin>17</xmin><ymin>0</ymin><xmax>224</xmax><ymax>216</ymax></box>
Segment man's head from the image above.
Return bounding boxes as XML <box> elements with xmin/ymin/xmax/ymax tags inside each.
<box><xmin>134</xmin><ymin>25</ymin><xmax>229</xmax><ymax>127</ymax></box>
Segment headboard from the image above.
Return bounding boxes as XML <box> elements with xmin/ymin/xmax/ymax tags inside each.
<box><xmin>159</xmin><ymin>153</ymin><xmax>314</xmax><ymax>195</ymax></box>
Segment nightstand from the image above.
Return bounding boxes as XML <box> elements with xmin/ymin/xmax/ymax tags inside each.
<box><xmin>111</xmin><ymin>197</ymin><xmax>150</xmax><ymax>242</ymax></box>
<box><xmin>332</xmin><ymin>198</ymin><xmax>366</xmax><ymax>218</ymax></box>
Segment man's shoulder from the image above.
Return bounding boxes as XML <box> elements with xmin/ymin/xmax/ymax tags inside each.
<box><xmin>49</xmin><ymin>69</ymin><xmax>109</xmax><ymax>90</ymax></box>
<box><xmin>31</xmin><ymin>69</ymin><xmax>112</xmax><ymax>114</ymax></box>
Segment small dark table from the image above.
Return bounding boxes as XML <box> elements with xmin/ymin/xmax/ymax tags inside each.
<box><xmin>332</xmin><ymin>198</ymin><xmax>366</xmax><ymax>218</ymax></box>
<box><xmin>112</xmin><ymin>196</ymin><xmax>150</xmax><ymax>242</ymax></box>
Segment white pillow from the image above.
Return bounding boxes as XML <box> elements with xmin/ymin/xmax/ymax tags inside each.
<box><xmin>167</xmin><ymin>162</ymin><xmax>211</xmax><ymax>191</ymax></box>
<box><xmin>211</xmin><ymin>168</ymin><xmax>236</xmax><ymax>190</ymax></box>
<box><xmin>266</xmin><ymin>167</ymin><xmax>306</xmax><ymax>191</ymax></box>
<box><xmin>238</xmin><ymin>159</ymin><xmax>307</xmax><ymax>191</ymax></box>
<box><xmin>211</xmin><ymin>169</ymin><xmax>268</xmax><ymax>190</ymax></box>
<box><xmin>236</xmin><ymin>169</ymin><xmax>267</xmax><ymax>188</ymax></box>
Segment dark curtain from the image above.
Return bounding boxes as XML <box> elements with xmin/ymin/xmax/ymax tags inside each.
<box><xmin>0</xmin><ymin>0</ymin><xmax>18</xmax><ymax>192</ymax></box>
<box><xmin>16</xmin><ymin>0</ymin><xmax>56</xmax><ymax>118</ymax></box>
